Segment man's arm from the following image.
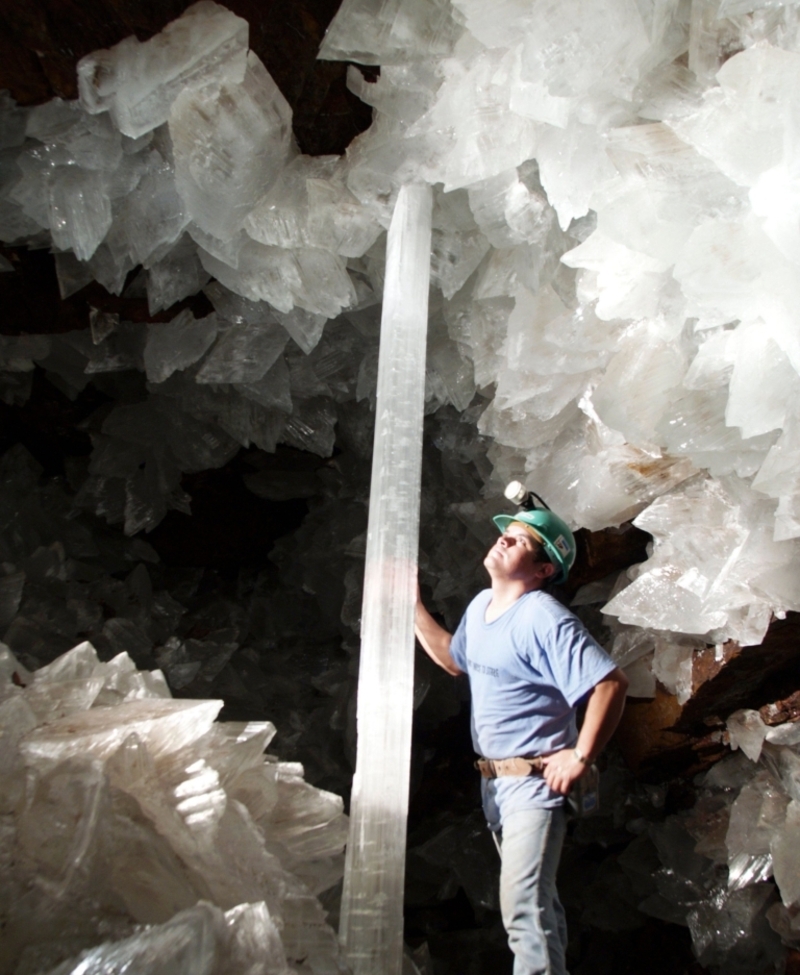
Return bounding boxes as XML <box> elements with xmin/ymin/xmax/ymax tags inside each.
<box><xmin>541</xmin><ymin>667</ymin><xmax>629</xmax><ymax>795</ymax></box>
<box><xmin>415</xmin><ymin>589</ymin><xmax>463</xmax><ymax>676</ymax></box>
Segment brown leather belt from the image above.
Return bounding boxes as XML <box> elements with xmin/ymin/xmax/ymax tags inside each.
<box><xmin>475</xmin><ymin>756</ymin><xmax>545</xmax><ymax>778</ymax></box>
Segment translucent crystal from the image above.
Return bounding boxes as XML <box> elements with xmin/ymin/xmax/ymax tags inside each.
<box><xmin>725</xmin><ymin>770</ymin><xmax>787</xmax><ymax>890</ymax></box>
<box><xmin>27</xmin><ymin>100</ymin><xmax>123</xmax><ymax>172</ymax></box>
<box><xmin>687</xmin><ymin>883</ymin><xmax>783</xmax><ymax>972</ymax></box>
<box><xmin>281</xmin><ymin>398</ymin><xmax>338</xmax><ymax>457</ymax></box>
<box><xmin>602</xmin><ymin>476</ymin><xmax>800</xmax><ymax>643</ymax></box>
<box><xmin>170</xmin><ymin>52</ymin><xmax>292</xmax><ymax>241</ymax></box>
<box><xmin>48</xmin><ymin>168</ymin><xmax>112</xmax><ymax>261</ymax></box>
<box><xmin>412</xmin><ymin>47</ymin><xmax>540</xmax><ymax>192</ymax></box>
<box><xmin>17</xmin><ymin>754</ymin><xmax>107</xmax><ymax>896</ymax></box>
<box><xmin>235</xmin><ymin>357</ymin><xmax>292</xmax><ymax>414</ymax></box>
<box><xmin>339</xmin><ymin>184</ymin><xmax>432</xmax><ymax>975</ymax></box>
<box><xmin>144</xmin><ymin>310</ymin><xmax>220</xmax><ymax>383</ymax></box>
<box><xmin>772</xmin><ymin>799</ymin><xmax>800</xmax><ymax>907</ymax></box>
<box><xmin>199</xmin><ymin>239</ymin><xmax>356</xmax><ymax>317</ymax></box>
<box><xmin>109</xmin><ymin>146</ymin><xmax>190</xmax><ymax>269</ymax></box>
<box><xmin>47</xmin><ymin>902</ymin><xmax>222</xmax><ymax>975</ymax></box>
<box><xmin>467</xmin><ymin>166</ymin><xmax>553</xmax><ymax>250</ymax></box>
<box><xmin>77</xmin><ymin>1</ymin><xmax>249</xmax><ymax>139</ymax></box>
<box><xmin>244</xmin><ymin>155</ymin><xmax>382</xmax><ymax>258</ymax></box>
<box><xmin>727</xmin><ymin>709</ymin><xmax>769</xmax><ymax>763</ymax></box>
<box><xmin>536</xmin><ymin>120</ymin><xmax>620</xmax><ymax>231</ymax></box>
<box><xmin>155</xmin><ymin>372</ymin><xmax>287</xmax><ymax>453</ymax></box>
<box><xmin>272</xmin><ymin>307</ymin><xmax>328</xmax><ymax>356</ymax></box>
<box><xmin>670</xmin><ymin>43</ymin><xmax>800</xmax><ymax>188</ymax></box>
<box><xmin>753</xmin><ymin>415</ymin><xmax>800</xmax><ymax>541</ymax></box>
<box><xmin>195</xmin><ymin>322</ymin><xmax>288</xmax><ymax>385</ymax></box>
<box><xmin>517</xmin><ymin>0</ymin><xmax>651</xmax><ymax>100</ymax></box>
<box><xmin>0</xmin><ymin>695</ymin><xmax>37</xmax><ymax>812</ymax></box>
<box><xmin>592</xmin><ymin>316</ymin><xmax>688</xmax><ymax>446</ymax></box>
<box><xmin>22</xmin><ymin>698</ymin><xmax>223</xmax><ymax>767</ymax></box>
<box><xmin>318</xmin><ymin>0</ymin><xmax>464</xmax><ymax>66</ymax></box>
<box><xmin>147</xmin><ymin>234</ymin><xmax>211</xmax><ymax>315</ymax></box>
<box><xmin>725</xmin><ymin>321</ymin><xmax>800</xmax><ymax>440</ymax></box>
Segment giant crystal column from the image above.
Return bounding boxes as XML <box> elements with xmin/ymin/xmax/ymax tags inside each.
<box><xmin>339</xmin><ymin>182</ymin><xmax>433</xmax><ymax>974</ymax></box>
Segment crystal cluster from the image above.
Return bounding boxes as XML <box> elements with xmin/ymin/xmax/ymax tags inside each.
<box><xmin>1</xmin><ymin>0</ymin><xmax>799</xmax><ymax>659</ymax></box>
<box><xmin>626</xmin><ymin>707</ymin><xmax>800</xmax><ymax>973</ymax></box>
<box><xmin>0</xmin><ymin>405</ymin><xmax>459</xmax><ymax>972</ymax></box>
<box><xmin>0</xmin><ymin>632</ymin><xmax>349</xmax><ymax>975</ymax></box>
<box><xmin>2</xmin><ymin>0</ymin><xmax>800</xmax><ymax>967</ymax></box>
<box><xmin>319</xmin><ymin>0</ymin><xmax>800</xmax><ymax>649</ymax></box>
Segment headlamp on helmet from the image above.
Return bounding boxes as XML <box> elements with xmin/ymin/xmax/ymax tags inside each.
<box><xmin>492</xmin><ymin>483</ymin><xmax>577</xmax><ymax>585</ymax></box>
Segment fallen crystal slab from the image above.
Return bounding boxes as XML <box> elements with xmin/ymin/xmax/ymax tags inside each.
<box><xmin>45</xmin><ymin>905</ymin><xmax>217</xmax><ymax>975</ymax></box>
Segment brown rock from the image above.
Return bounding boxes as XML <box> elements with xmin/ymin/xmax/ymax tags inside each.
<box><xmin>614</xmin><ymin>614</ymin><xmax>800</xmax><ymax>778</ymax></box>
<box><xmin>614</xmin><ymin>687</ymin><xmax>726</xmax><ymax>777</ymax></box>
<box><xmin>675</xmin><ymin>613</ymin><xmax>800</xmax><ymax>736</ymax></box>
<box><xmin>760</xmin><ymin>689</ymin><xmax>800</xmax><ymax>727</ymax></box>
<box><xmin>565</xmin><ymin>522</ymin><xmax>651</xmax><ymax>597</ymax></box>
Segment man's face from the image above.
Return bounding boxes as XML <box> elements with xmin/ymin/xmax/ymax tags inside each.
<box><xmin>483</xmin><ymin>522</ymin><xmax>554</xmax><ymax>586</ymax></box>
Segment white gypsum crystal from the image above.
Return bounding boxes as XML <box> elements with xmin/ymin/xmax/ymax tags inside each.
<box><xmin>318</xmin><ymin>0</ymin><xmax>464</xmax><ymax>66</ymax></box>
<box><xmin>195</xmin><ymin>321</ymin><xmax>288</xmax><ymax>385</ymax></box>
<box><xmin>48</xmin><ymin>168</ymin><xmax>112</xmax><ymax>262</ymax></box>
<box><xmin>144</xmin><ymin>309</ymin><xmax>220</xmax><ymax>383</ymax></box>
<box><xmin>77</xmin><ymin>1</ymin><xmax>249</xmax><ymax>139</ymax></box>
<box><xmin>170</xmin><ymin>52</ymin><xmax>292</xmax><ymax>242</ymax></box>
<box><xmin>339</xmin><ymin>184</ymin><xmax>433</xmax><ymax>975</ymax></box>
<box><xmin>1</xmin><ymin>638</ymin><xmax>349</xmax><ymax>973</ymax></box>
<box><xmin>244</xmin><ymin>154</ymin><xmax>383</xmax><ymax>259</ymax></box>
<box><xmin>21</xmin><ymin>697</ymin><xmax>224</xmax><ymax>766</ymax></box>
<box><xmin>147</xmin><ymin>234</ymin><xmax>211</xmax><ymax>315</ymax></box>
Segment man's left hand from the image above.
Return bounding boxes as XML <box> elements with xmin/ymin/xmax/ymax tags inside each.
<box><xmin>541</xmin><ymin>749</ymin><xmax>587</xmax><ymax>795</ymax></box>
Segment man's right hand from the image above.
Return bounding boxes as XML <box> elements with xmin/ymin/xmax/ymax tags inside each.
<box><xmin>540</xmin><ymin>749</ymin><xmax>587</xmax><ymax>795</ymax></box>
<box><xmin>414</xmin><ymin>584</ymin><xmax>462</xmax><ymax>676</ymax></box>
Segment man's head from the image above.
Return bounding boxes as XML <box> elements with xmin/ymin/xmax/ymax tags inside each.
<box><xmin>483</xmin><ymin>521</ymin><xmax>558</xmax><ymax>590</ymax></box>
<box><xmin>490</xmin><ymin>508</ymin><xmax>576</xmax><ymax>585</ymax></box>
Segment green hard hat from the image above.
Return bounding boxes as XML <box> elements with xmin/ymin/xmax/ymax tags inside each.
<box><xmin>492</xmin><ymin>508</ymin><xmax>577</xmax><ymax>585</ymax></box>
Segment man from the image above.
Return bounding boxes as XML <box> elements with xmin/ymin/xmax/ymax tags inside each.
<box><xmin>415</xmin><ymin>505</ymin><xmax>628</xmax><ymax>975</ymax></box>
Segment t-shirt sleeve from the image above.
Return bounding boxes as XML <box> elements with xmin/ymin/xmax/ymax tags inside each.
<box><xmin>543</xmin><ymin>613</ymin><xmax>617</xmax><ymax>707</ymax></box>
<box><xmin>450</xmin><ymin>612</ymin><xmax>468</xmax><ymax>673</ymax></box>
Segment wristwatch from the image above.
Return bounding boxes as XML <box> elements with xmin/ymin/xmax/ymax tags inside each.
<box><xmin>573</xmin><ymin>746</ymin><xmax>591</xmax><ymax>765</ymax></box>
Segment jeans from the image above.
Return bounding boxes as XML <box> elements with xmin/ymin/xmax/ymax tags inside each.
<box><xmin>495</xmin><ymin>806</ymin><xmax>568</xmax><ymax>975</ymax></box>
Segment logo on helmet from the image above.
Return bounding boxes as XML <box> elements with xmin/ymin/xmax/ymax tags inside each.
<box><xmin>554</xmin><ymin>535</ymin><xmax>570</xmax><ymax>557</ymax></box>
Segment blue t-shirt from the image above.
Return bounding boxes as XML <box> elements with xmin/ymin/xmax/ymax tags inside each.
<box><xmin>450</xmin><ymin>588</ymin><xmax>616</xmax><ymax>829</ymax></box>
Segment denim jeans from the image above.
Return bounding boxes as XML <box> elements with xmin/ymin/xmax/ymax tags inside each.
<box><xmin>495</xmin><ymin>806</ymin><xmax>568</xmax><ymax>975</ymax></box>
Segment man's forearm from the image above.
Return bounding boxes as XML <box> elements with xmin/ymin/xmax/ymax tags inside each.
<box><xmin>542</xmin><ymin>668</ymin><xmax>628</xmax><ymax>794</ymax></box>
<box><xmin>575</xmin><ymin>668</ymin><xmax>629</xmax><ymax>762</ymax></box>
<box><xmin>415</xmin><ymin>600</ymin><xmax>462</xmax><ymax>676</ymax></box>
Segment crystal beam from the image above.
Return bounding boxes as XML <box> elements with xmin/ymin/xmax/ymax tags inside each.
<box><xmin>339</xmin><ymin>182</ymin><xmax>433</xmax><ymax>974</ymax></box>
